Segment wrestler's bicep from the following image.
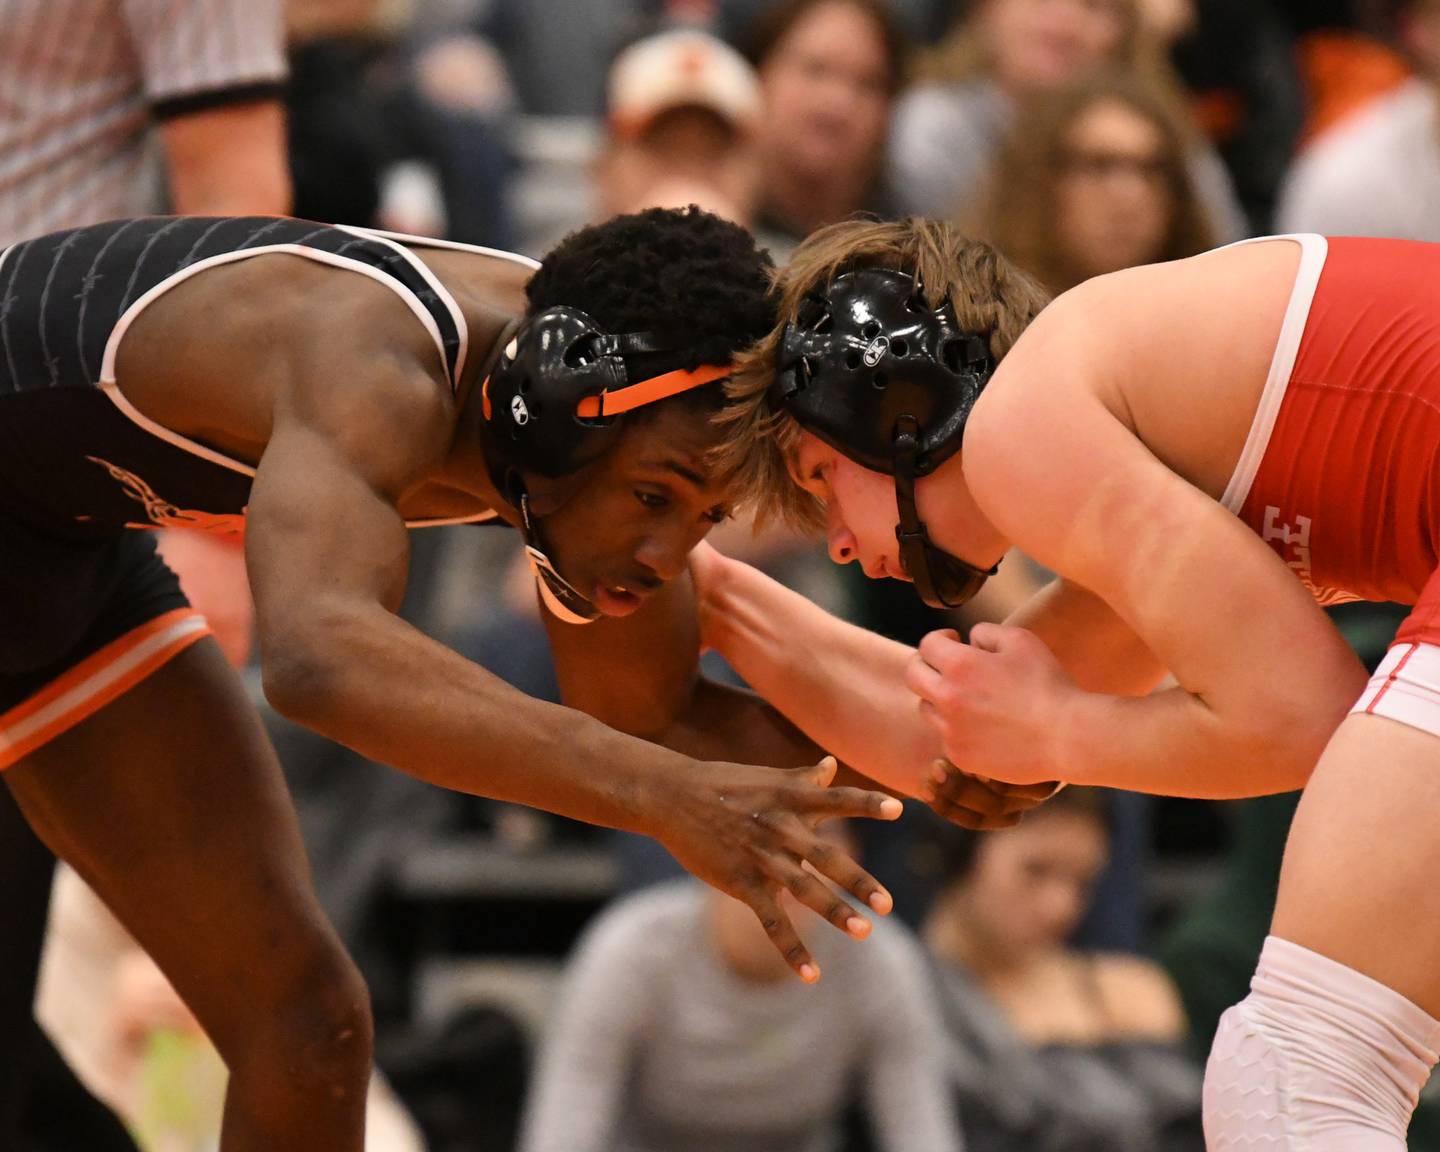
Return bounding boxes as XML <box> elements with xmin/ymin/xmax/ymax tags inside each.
<box><xmin>246</xmin><ymin>363</ymin><xmax>450</xmax><ymax>628</ymax></box>
<box><xmin>965</xmin><ymin>377</ymin><xmax>1342</xmax><ymax>704</ymax></box>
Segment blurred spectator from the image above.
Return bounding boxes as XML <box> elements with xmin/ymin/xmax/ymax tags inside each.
<box><xmin>1276</xmin><ymin>0</ymin><xmax>1440</xmax><ymax>240</ymax></box>
<box><xmin>922</xmin><ymin>789</ymin><xmax>1204</xmax><ymax>1152</ymax></box>
<box><xmin>598</xmin><ymin>28</ymin><xmax>764</xmax><ymax>222</ymax></box>
<box><xmin>519</xmin><ymin>867</ymin><xmax>962</xmax><ymax>1152</ymax></box>
<box><xmin>719</xmin><ymin>0</ymin><xmax>949</xmax><ymax>44</ymax></box>
<box><xmin>488</xmin><ymin>0</ymin><xmax>647</xmax><ymax>115</ymax></box>
<box><xmin>888</xmin><ymin>0</ymin><xmax>1244</xmax><ymax>241</ymax></box>
<box><xmin>387</xmin><ymin>24</ymin><xmax>518</xmax><ymax>246</ymax></box>
<box><xmin>286</xmin><ymin>0</ymin><xmax>393</xmax><ymax>225</ymax></box>
<box><xmin>966</xmin><ymin>70</ymin><xmax>1216</xmax><ymax>295</ymax></box>
<box><xmin>739</xmin><ymin>0</ymin><xmax>909</xmax><ymax>257</ymax></box>
<box><xmin>1161</xmin><ymin>0</ymin><xmax>1305</xmax><ymax>232</ymax></box>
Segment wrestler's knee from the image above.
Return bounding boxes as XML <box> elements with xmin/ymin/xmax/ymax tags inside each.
<box><xmin>1204</xmin><ymin>937</ymin><xmax>1436</xmax><ymax>1151</ymax></box>
<box><xmin>226</xmin><ymin>930</ymin><xmax>373</xmax><ymax>1103</ymax></box>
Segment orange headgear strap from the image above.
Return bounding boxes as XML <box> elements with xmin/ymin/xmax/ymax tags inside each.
<box><xmin>574</xmin><ymin>363</ymin><xmax>733</xmax><ymax>419</ymax></box>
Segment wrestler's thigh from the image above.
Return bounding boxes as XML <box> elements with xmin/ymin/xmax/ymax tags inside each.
<box><xmin>1272</xmin><ymin>711</ymin><xmax>1440</xmax><ymax>1016</ymax></box>
<box><xmin>3</xmin><ymin>638</ymin><xmax>348</xmax><ymax>1056</ymax></box>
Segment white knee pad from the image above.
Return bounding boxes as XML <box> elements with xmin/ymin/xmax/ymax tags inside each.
<box><xmin>1204</xmin><ymin>936</ymin><xmax>1440</xmax><ymax>1150</ymax></box>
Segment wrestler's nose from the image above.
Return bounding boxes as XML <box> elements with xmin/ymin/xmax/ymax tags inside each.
<box><xmin>827</xmin><ymin>518</ymin><xmax>859</xmax><ymax>565</ymax></box>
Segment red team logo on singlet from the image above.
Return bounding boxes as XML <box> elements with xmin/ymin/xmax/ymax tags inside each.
<box><xmin>1261</xmin><ymin>505</ymin><xmax>1358</xmax><ymax>607</ymax></box>
<box><xmin>86</xmin><ymin>457</ymin><xmax>246</xmax><ymax>538</ymax></box>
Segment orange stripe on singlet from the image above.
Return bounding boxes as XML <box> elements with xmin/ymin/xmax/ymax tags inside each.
<box><xmin>0</xmin><ymin>609</ymin><xmax>211</xmax><ymax>771</ymax></box>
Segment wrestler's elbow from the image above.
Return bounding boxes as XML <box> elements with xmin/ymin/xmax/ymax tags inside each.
<box><xmin>257</xmin><ymin>615</ymin><xmax>350</xmax><ymax>725</ymax></box>
<box><xmin>1234</xmin><ymin>698</ymin><xmax>1338</xmax><ymax>792</ymax></box>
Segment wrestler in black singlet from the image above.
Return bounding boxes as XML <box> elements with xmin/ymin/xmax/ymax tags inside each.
<box><xmin>0</xmin><ymin>215</ymin><xmax>503</xmax><ymax>708</ymax></box>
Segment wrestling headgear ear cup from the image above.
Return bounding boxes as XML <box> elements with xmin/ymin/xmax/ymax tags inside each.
<box><xmin>771</xmin><ymin>268</ymin><xmax>991</xmax><ymax>477</ymax></box>
<box><xmin>478</xmin><ymin>305</ymin><xmax>733</xmax><ymax>623</ymax></box>
<box><xmin>768</xmin><ymin>267</ymin><xmax>999</xmax><ymax>609</ymax></box>
<box><xmin>481</xmin><ymin>305</ymin><xmax>734</xmax><ymax>491</ymax></box>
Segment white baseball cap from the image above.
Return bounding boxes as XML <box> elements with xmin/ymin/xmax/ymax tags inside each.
<box><xmin>607</xmin><ymin>29</ymin><xmax>763</xmax><ymax>139</ymax></box>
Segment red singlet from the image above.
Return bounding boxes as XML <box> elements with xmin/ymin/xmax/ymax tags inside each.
<box><xmin>1223</xmin><ymin>234</ymin><xmax>1440</xmax><ymax>645</ymax></box>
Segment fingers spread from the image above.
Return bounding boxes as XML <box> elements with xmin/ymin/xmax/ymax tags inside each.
<box><xmin>745</xmin><ymin>888</ymin><xmax>818</xmax><ymax>982</ymax></box>
<box><xmin>778</xmin><ymin>858</ymin><xmax>868</xmax><ymax>939</ymax></box>
<box><xmin>779</xmin><ymin>820</ymin><xmax>894</xmax><ymax>916</ymax></box>
<box><xmin>793</xmin><ymin>784</ymin><xmax>902</xmax><ymax>821</ymax></box>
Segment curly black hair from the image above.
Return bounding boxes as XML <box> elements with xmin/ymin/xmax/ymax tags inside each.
<box><xmin>526</xmin><ymin>206</ymin><xmax>774</xmax><ymax>415</ymax></box>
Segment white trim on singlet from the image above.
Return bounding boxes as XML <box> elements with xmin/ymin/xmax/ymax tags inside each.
<box><xmin>95</xmin><ymin>239</ymin><xmax>508</xmax><ymax>527</ymax></box>
<box><xmin>1217</xmin><ymin>233</ymin><xmax>1329</xmax><ymax>514</ymax></box>
<box><xmin>336</xmin><ymin>225</ymin><xmax>543</xmax><ymax>393</ymax></box>
<box><xmin>347</xmin><ymin>226</ymin><xmax>543</xmax><ymax>270</ymax></box>
<box><xmin>100</xmin><ymin>243</ymin><xmax>453</xmax><ymax>389</ymax></box>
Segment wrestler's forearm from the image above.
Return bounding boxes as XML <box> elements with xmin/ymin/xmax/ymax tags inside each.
<box><xmin>260</xmin><ymin>604</ymin><xmax>683</xmax><ymax>834</ymax></box>
<box><xmin>1055</xmin><ymin>686</ymin><xmax>1331</xmax><ymax>798</ymax></box>
<box><xmin>702</xmin><ymin>556</ymin><xmax>939</xmax><ymax>797</ymax></box>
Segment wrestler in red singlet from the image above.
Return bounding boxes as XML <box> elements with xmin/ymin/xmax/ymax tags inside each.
<box><xmin>1223</xmin><ymin>235</ymin><xmax>1440</xmax><ymax>724</ymax></box>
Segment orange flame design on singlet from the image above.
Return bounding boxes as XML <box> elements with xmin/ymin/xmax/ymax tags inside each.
<box><xmin>86</xmin><ymin>457</ymin><xmax>246</xmax><ymax>538</ymax></box>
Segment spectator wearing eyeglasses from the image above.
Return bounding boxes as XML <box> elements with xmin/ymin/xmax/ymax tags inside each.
<box><xmin>963</xmin><ymin>69</ymin><xmax>1217</xmax><ymax>296</ymax></box>
<box><xmin>890</xmin><ymin>0</ymin><xmax>1244</xmax><ymax>242</ymax></box>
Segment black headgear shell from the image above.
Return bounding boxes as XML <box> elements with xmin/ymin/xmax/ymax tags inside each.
<box><xmin>481</xmin><ymin>305</ymin><xmax>677</xmax><ymax>485</ymax></box>
<box><xmin>769</xmin><ymin>267</ymin><xmax>992</xmax><ymax>477</ymax></box>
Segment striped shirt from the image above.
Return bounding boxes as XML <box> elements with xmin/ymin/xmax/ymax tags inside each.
<box><xmin>0</xmin><ymin>0</ymin><xmax>287</xmax><ymax>245</ymax></box>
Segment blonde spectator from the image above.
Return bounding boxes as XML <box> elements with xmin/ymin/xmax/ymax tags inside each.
<box><xmin>968</xmin><ymin>70</ymin><xmax>1216</xmax><ymax>296</ymax></box>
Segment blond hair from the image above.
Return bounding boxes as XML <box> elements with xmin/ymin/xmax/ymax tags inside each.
<box><xmin>715</xmin><ymin>217</ymin><xmax>1049</xmax><ymax>531</ymax></box>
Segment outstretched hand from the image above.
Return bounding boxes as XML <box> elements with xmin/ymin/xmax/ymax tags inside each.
<box><xmin>653</xmin><ymin>755</ymin><xmax>901</xmax><ymax>983</ymax></box>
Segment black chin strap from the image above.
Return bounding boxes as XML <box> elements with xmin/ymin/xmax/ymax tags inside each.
<box><xmin>892</xmin><ymin>416</ymin><xmax>998</xmax><ymax>609</ymax></box>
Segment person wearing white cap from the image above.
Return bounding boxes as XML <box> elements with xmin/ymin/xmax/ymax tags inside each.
<box><xmin>597</xmin><ymin>28</ymin><xmax>764</xmax><ymax>225</ymax></box>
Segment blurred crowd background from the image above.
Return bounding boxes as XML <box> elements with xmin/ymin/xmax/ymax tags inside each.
<box><xmin>5</xmin><ymin>0</ymin><xmax>1440</xmax><ymax>1148</ymax></box>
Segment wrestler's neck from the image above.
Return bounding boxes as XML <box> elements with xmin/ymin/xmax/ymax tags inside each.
<box><xmin>915</xmin><ymin>452</ymin><xmax>1010</xmax><ymax>572</ymax></box>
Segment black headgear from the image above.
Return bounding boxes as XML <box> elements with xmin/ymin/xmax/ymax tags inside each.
<box><xmin>770</xmin><ymin>267</ymin><xmax>999</xmax><ymax>609</ymax></box>
<box><xmin>480</xmin><ymin>305</ymin><xmax>732</xmax><ymax>623</ymax></box>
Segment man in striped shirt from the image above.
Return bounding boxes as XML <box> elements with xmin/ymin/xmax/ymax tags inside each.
<box><xmin>0</xmin><ymin>0</ymin><xmax>290</xmax><ymax>243</ymax></box>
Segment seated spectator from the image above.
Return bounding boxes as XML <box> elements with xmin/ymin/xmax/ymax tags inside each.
<box><xmin>738</xmin><ymin>0</ymin><xmax>909</xmax><ymax>258</ymax></box>
<box><xmin>966</xmin><ymin>70</ymin><xmax>1216</xmax><ymax>295</ymax></box>
<box><xmin>597</xmin><ymin>28</ymin><xmax>764</xmax><ymax>224</ymax></box>
<box><xmin>519</xmin><ymin>837</ymin><xmax>962</xmax><ymax>1152</ymax></box>
<box><xmin>1276</xmin><ymin>0</ymin><xmax>1440</xmax><ymax>240</ymax></box>
<box><xmin>922</xmin><ymin>788</ymin><xmax>1204</xmax><ymax>1152</ymax></box>
<box><xmin>889</xmin><ymin>0</ymin><xmax>1244</xmax><ymax>240</ymax></box>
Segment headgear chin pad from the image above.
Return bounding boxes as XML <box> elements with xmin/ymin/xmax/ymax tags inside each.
<box><xmin>769</xmin><ymin>267</ymin><xmax>991</xmax><ymax>478</ymax></box>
